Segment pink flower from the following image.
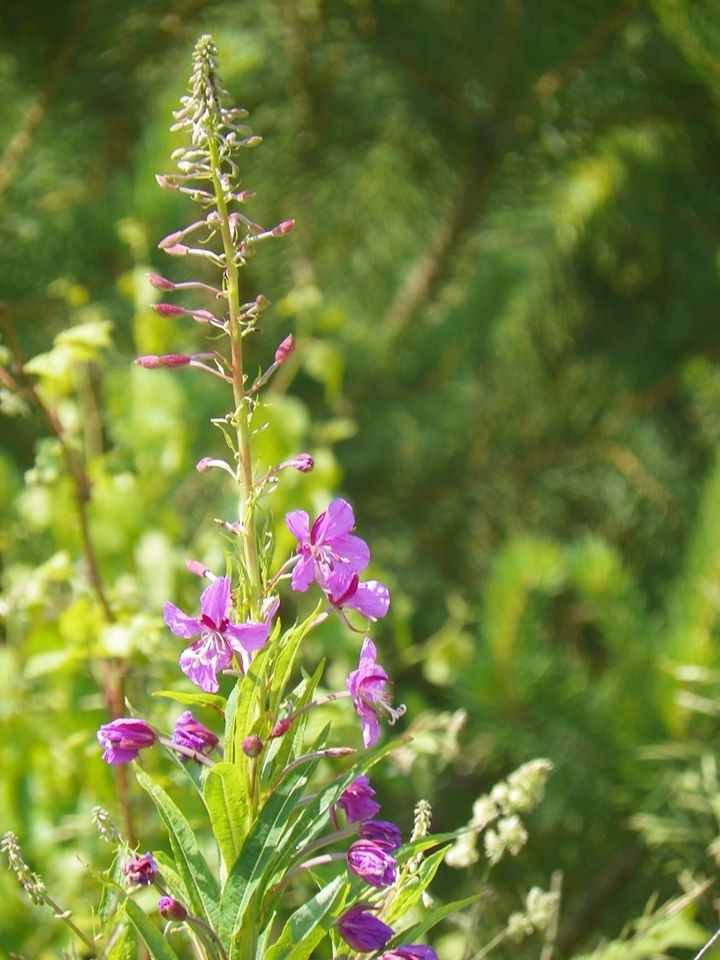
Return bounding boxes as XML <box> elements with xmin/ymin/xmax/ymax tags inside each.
<box><xmin>171</xmin><ymin>710</ymin><xmax>218</xmax><ymax>760</ymax></box>
<box><xmin>347</xmin><ymin>839</ymin><xmax>397</xmax><ymax>887</ymax></box>
<box><xmin>164</xmin><ymin>577</ymin><xmax>272</xmax><ymax>693</ymax></box>
<box><xmin>122</xmin><ymin>852</ymin><xmax>157</xmax><ymax>886</ymax></box>
<box><xmin>347</xmin><ymin>638</ymin><xmax>406</xmax><ymax>748</ymax></box>
<box><xmin>359</xmin><ymin>820</ymin><xmax>402</xmax><ymax>851</ymax></box>
<box><xmin>325</xmin><ymin>571</ymin><xmax>390</xmax><ymax>621</ymax></box>
<box><xmin>335</xmin><ymin>775</ymin><xmax>381</xmax><ymax>824</ymax></box>
<box><xmin>336</xmin><ymin>904</ymin><xmax>393</xmax><ymax>952</ymax></box>
<box><xmin>285</xmin><ymin>499</ymin><xmax>370</xmax><ymax>592</ymax></box>
<box><xmin>97</xmin><ymin>718</ymin><xmax>156</xmax><ymax>765</ymax></box>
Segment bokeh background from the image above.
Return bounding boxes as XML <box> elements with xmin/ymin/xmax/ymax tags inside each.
<box><xmin>4</xmin><ymin>0</ymin><xmax>720</xmax><ymax>956</ymax></box>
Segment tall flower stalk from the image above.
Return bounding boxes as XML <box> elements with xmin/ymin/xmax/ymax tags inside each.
<box><xmin>4</xmin><ymin>35</ymin><xmax>552</xmax><ymax>960</ymax></box>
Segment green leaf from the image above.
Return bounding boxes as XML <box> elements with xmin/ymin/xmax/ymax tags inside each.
<box><xmin>104</xmin><ymin>910</ymin><xmax>137</xmax><ymax>960</ymax></box>
<box><xmin>389</xmin><ymin>893</ymin><xmax>484</xmax><ymax>945</ymax></box>
<box><xmin>384</xmin><ymin>845</ymin><xmax>451</xmax><ymax>926</ymax></box>
<box><xmin>203</xmin><ymin>761</ymin><xmax>249</xmax><ymax>871</ymax></box>
<box><xmin>219</xmin><ymin>758</ymin><xmax>316</xmax><ymax>944</ymax></box>
<box><xmin>135</xmin><ymin>766</ymin><xmax>220</xmax><ymax>928</ymax></box>
<box><xmin>267</xmin><ymin>608</ymin><xmax>322</xmax><ymax>715</ymax></box>
<box><xmin>152</xmin><ymin>689</ymin><xmax>226</xmax><ymax>716</ymax></box>
<box><xmin>125</xmin><ymin>899</ymin><xmax>181</xmax><ymax>960</ymax></box>
<box><xmin>265</xmin><ymin>875</ymin><xmax>347</xmax><ymax>960</ymax></box>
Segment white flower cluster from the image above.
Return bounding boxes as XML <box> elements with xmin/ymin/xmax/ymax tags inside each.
<box><xmin>506</xmin><ymin>886</ymin><xmax>560</xmax><ymax>943</ymax></box>
<box><xmin>444</xmin><ymin>758</ymin><xmax>552</xmax><ymax>869</ymax></box>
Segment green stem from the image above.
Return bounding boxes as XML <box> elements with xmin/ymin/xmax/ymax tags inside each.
<box><xmin>207</xmin><ymin>136</ymin><xmax>262</xmax><ymax>615</ymax></box>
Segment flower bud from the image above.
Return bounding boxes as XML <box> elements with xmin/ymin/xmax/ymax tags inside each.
<box><xmin>274</xmin><ymin>334</ymin><xmax>295</xmax><ymax>365</ymax></box>
<box><xmin>185</xmin><ymin>559</ymin><xmax>208</xmax><ymax>578</ymax></box>
<box><xmin>152</xmin><ymin>303</ymin><xmax>186</xmax><ymax>317</ymax></box>
<box><xmin>196</xmin><ymin>457</ymin><xmax>212</xmax><ymax>472</ymax></box>
<box><xmin>241</xmin><ymin>734</ymin><xmax>263</xmax><ymax>757</ymax></box>
<box><xmin>147</xmin><ymin>273</ymin><xmax>175</xmax><ymax>290</ymax></box>
<box><xmin>290</xmin><ymin>453</ymin><xmax>314</xmax><ymax>473</ymax></box>
<box><xmin>272</xmin><ymin>219</ymin><xmax>295</xmax><ymax>236</ymax></box>
<box><xmin>134</xmin><ymin>354</ymin><xmax>192</xmax><ymax>369</ymax></box>
<box><xmin>158</xmin><ymin>230</ymin><xmax>185</xmax><ymax>249</ymax></box>
<box><xmin>158</xmin><ymin>896</ymin><xmax>188</xmax><ymax>921</ymax></box>
<box><xmin>235</xmin><ymin>190</ymin><xmax>255</xmax><ymax>202</ymax></box>
<box><xmin>163</xmin><ymin>243</ymin><xmax>189</xmax><ymax>257</ymax></box>
<box><xmin>155</xmin><ymin>174</ymin><xmax>178</xmax><ymax>191</ymax></box>
<box><xmin>269</xmin><ymin>715</ymin><xmax>293</xmax><ymax>739</ymax></box>
<box><xmin>190</xmin><ymin>309</ymin><xmax>217</xmax><ymax>325</ymax></box>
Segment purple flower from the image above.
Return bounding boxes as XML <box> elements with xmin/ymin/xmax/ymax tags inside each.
<box><xmin>285</xmin><ymin>499</ymin><xmax>370</xmax><ymax>592</ymax></box>
<box><xmin>122</xmin><ymin>852</ymin><xmax>157</xmax><ymax>886</ymax></box>
<box><xmin>336</xmin><ymin>776</ymin><xmax>381</xmax><ymax>824</ymax></box>
<box><xmin>359</xmin><ymin>820</ymin><xmax>402</xmax><ymax>851</ymax></box>
<box><xmin>325</xmin><ymin>571</ymin><xmax>390</xmax><ymax>620</ymax></box>
<box><xmin>171</xmin><ymin>711</ymin><xmax>218</xmax><ymax>760</ymax></box>
<box><xmin>381</xmin><ymin>948</ymin><xmax>439</xmax><ymax>960</ymax></box>
<box><xmin>347</xmin><ymin>638</ymin><xmax>406</xmax><ymax>748</ymax></box>
<box><xmin>97</xmin><ymin>718</ymin><xmax>156</xmax><ymax>765</ymax></box>
<box><xmin>336</xmin><ymin>904</ymin><xmax>394</xmax><ymax>952</ymax></box>
<box><xmin>163</xmin><ymin>577</ymin><xmax>271</xmax><ymax>693</ymax></box>
<box><xmin>347</xmin><ymin>840</ymin><xmax>397</xmax><ymax>887</ymax></box>
<box><xmin>158</xmin><ymin>896</ymin><xmax>188</xmax><ymax>920</ymax></box>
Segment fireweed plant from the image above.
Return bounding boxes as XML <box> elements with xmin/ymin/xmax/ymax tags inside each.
<box><xmin>3</xmin><ymin>37</ymin><xmax>556</xmax><ymax>960</ymax></box>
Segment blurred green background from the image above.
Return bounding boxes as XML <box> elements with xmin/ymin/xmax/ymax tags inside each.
<box><xmin>4</xmin><ymin>0</ymin><xmax>720</xmax><ymax>956</ymax></box>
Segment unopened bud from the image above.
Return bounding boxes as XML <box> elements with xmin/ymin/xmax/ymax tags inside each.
<box><xmin>269</xmin><ymin>715</ymin><xmax>293</xmax><ymax>739</ymax></box>
<box><xmin>155</xmin><ymin>174</ymin><xmax>178</xmax><ymax>191</ymax></box>
<box><xmin>134</xmin><ymin>354</ymin><xmax>192</xmax><ymax>369</ymax></box>
<box><xmin>236</xmin><ymin>190</ymin><xmax>255</xmax><ymax>202</ymax></box>
<box><xmin>272</xmin><ymin>219</ymin><xmax>295</xmax><ymax>236</ymax></box>
<box><xmin>255</xmin><ymin>294</ymin><xmax>270</xmax><ymax>310</ymax></box>
<box><xmin>274</xmin><ymin>334</ymin><xmax>295</xmax><ymax>365</ymax></box>
<box><xmin>185</xmin><ymin>559</ymin><xmax>208</xmax><ymax>578</ymax></box>
<box><xmin>158</xmin><ymin>230</ymin><xmax>185</xmax><ymax>250</ymax></box>
<box><xmin>196</xmin><ymin>457</ymin><xmax>212</xmax><ymax>472</ymax></box>
<box><xmin>158</xmin><ymin>896</ymin><xmax>188</xmax><ymax>921</ymax></box>
<box><xmin>152</xmin><ymin>303</ymin><xmax>186</xmax><ymax>317</ymax></box>
<box><xmin>147</xmin><ymin>273</ymin><xmax>175</xmax><ymax>290</ymax></box>
<box><xmin>243</xmin><ymin>135</ymin><xmax>263</xmax><ymax>148</ymax></box>
<box><xmin>163</xmin><ymin>243</ymin><xmax>189</xmax><ymax>257</ymax></box>
<box><xmin>242</xmin><ymin>735</ymin><xmax>263</xmax><ymax>757</ymax></box>
<box><xmin>190</xmin><ymin>310</ymin><xmax>217</xmax><ymax>325</ymax></box>
<box><xmin>291</xmin><ymin>453</ymin><xmax>314</xmax><ymax>473</ymax></box>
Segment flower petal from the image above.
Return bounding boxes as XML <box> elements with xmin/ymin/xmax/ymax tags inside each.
<box><xmin>163</xmin><ymin>602</ymin><xmax>203</xmax><ymax>640</ymax></box>
<box><xmin>345</xmin><ymin>580</ymin><xmax>390</xmax><ymax>619</ymax></box>
<box><xmin>225</xmin><ymin>620</ymin><xmax>270</xmax><ymax>654</ymax></box>
<box><xmin>199</xmin><ymin>576</ymin><xmax>231</xmax><ymax>626</ymax></box>
<box><xmin>312</xmin><ymin>498</ymin><xmax>355</xmax><ymax>543</ymax></box>
<box><xmin>291</xmin><ymin>555</ymin><xmax>315</xmax><ymax>592</ymax></box>
<box><xmin>179</xmin><ymin>634</ymin><xmax>232</xmax><ymax>693</ymax></box>
<box><xmin>330</xmin><ymin>533</ymin><xmax>370</xmax><ymax>573</ymax></box>
<box><xmin>285</xmin><ymin>509</ymin><xmax>310</xmax><ymax>543</ymax></box>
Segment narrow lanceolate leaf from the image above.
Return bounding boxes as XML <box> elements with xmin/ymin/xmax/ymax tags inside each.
<box><xmin>384</xmin><ymin>846</ymin><xmax>451</xmax><ymax>926</ymax></box>
<box><xmin>265</xmin><ymin>875</ymin><xmax>347</xmax><ymax>960</ymax></box>
<box><xmin>104</xmin><ymin>910</ymin><xmax>136</xmax><ymax>960</ymax></box>
<box><xmin>125</xmin><ymin>899</ymin><xmax>181</xmax><ymax>960</ymax></box>
<box><xmin>388</xmin><ymin>893</ymin><xmax>485</xmax><ymax>946</ymax></box>
<box><xmin>203</xmin><ymin>761</ymin><xmax>248</xmax><ymax>870</ymax></box>
<box><xmin>152</xmin><ymin>689</ymin><xmax>226</xmax><ymax>717</ymax></box>
<box><xmin>267</xmin><ymin>607</ymin><xmax>322</xmax><ymax>714</ymax></box>
<box><xmin>219</xmin><ymin>761</ymin><xmax>316</xmax><ymax>944</ymax></box>
<box><xmin>135</xmin><ymin>766</ymin><xmax>220</xmax><ymax>928</ymax></box>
